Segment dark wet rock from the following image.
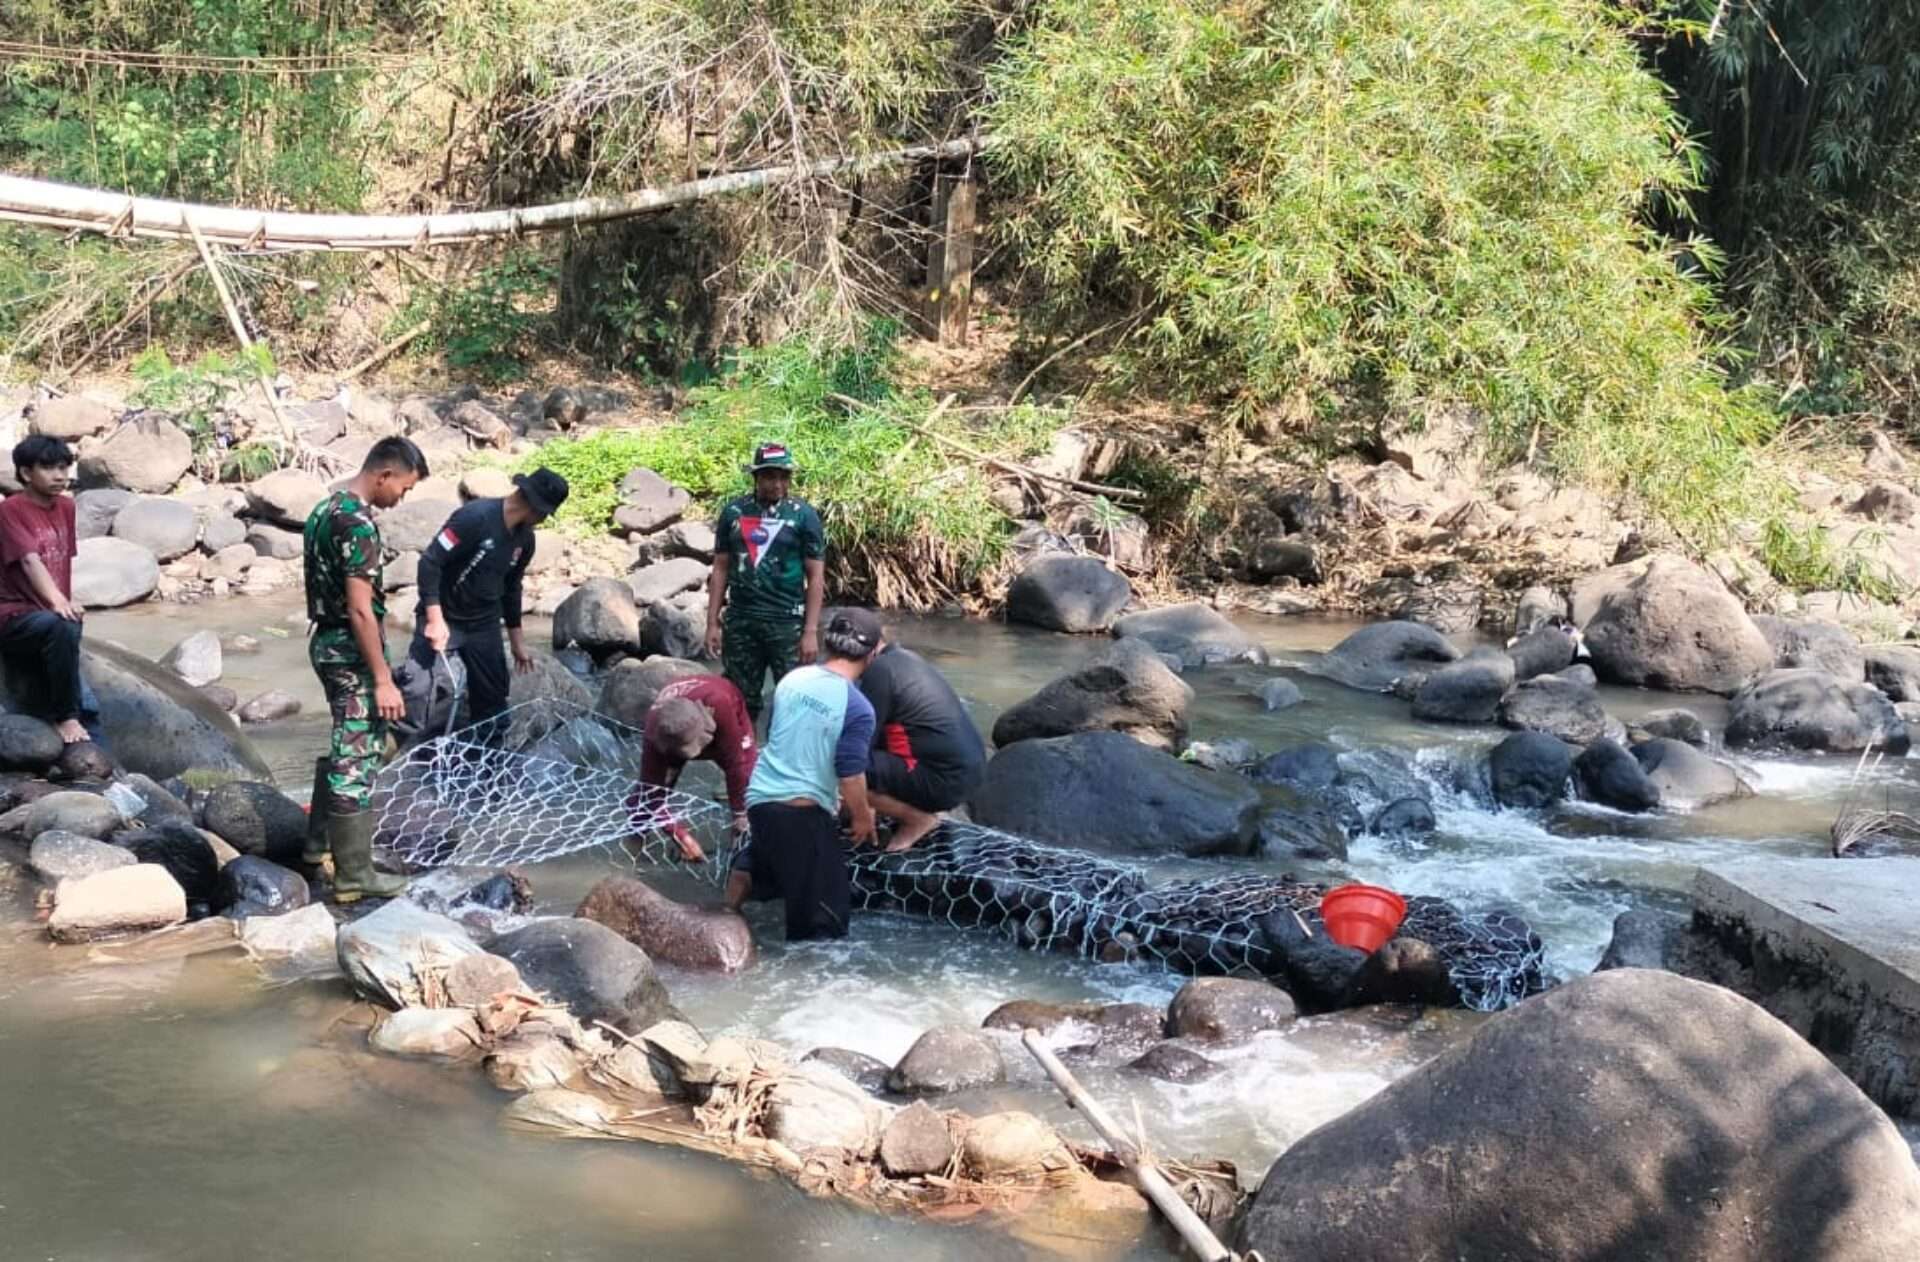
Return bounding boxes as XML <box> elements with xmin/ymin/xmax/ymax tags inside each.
<box><xmin>981</xmin><ymin>1000</ymin><xmax>1164</xmax><ymax>1053</ymax></box>
<box><xmin>1488</xmin><ymin>732</ymin><xmax>1575</xmax><ymax>809</ymax></box>
<box><xmin>1166</xmin><ymin>977</ymin><xmax>1297</xmax><ymax>1042</ymax></box>
<box><xmin>115</xmin><ymin>822</ymin><xmax>222</xmax><ymax>916</ymax></box>
<box><xmin>492</xmin><ymin>918</ymin><xmax>676</xmax><ymax>1034</ymax></box>
<box><xmin>802</xmin><ymin>1048</ymin><xmax>892</xmax><ymax>1096</ymax></box>
<box><xmin>1412</xmin><ymin>648</ymin><xmax>1514</xmax><ymax>724</ymax></box>
<box><xmin>597</xmin><ymin>657</ymin><xmax>708</xmax><ymax>728</ymax></box>
<box><xmin>1634</xmin><ymin>708</ymin><xmax>1709</xmax><ymax>747</ymax></box>
<box><xmin>1506</xmin><ymin>625</ymin><xmax>1578</xmax><ymax>681</ymax></box>
<box><xmin>202</xmin><ymin>781</ymin><xmax>308</xmax><ymax>865</ymax></box>
<box><xmin>1725</xmin><ymin>668</ymin><xmax>1910</xmax><ymax>754</ymax></box>
<box><xmin>21</xmin><ymin>790</ymin><xmax>122</xmax><ymax>840</ymax></box>
<box><xmin>219</xmin><ymin>854</ymin><xmax>311</xmax><ymax>917</ymax></box>
<box><xmin>1370</xmin><ymin>796</ymin><xmax>1437</xmax><ymax>837</ymax></box>
<box><xmin>888</xmin><ymin>1025</ymin><xmax>1006</xmax><ymax>1096</ymax></box>
<box><xmin>1753</xmin><ymin>616</ymin><xmax>1865</xmax><ymax>682</ymax></box>
<box><xmin>991</xmin><ymin>638</ymin><xmax>1191</xmax><ymax>750</ymax></box>
<box><xmin>880</xmin><ymin>1101</ymin><xmax>957</xmax><ymax>1176</ymax></box>
<box><xmin>969</xmin><ymin>731</ymin><xmax>1260</xmax><ymax>858</ymax></box>
<box><xmin>1235</xmin><ymin>969</ymin><xmax>1920</xmax><ymax>1262</ymax></box>
<box><xmin>1553</xmin><ymin>662</ymin><xmax>1597</xmax><ymax>688</ymax></box>
<box><xmin>54</xmin><ymin>741</ymin><xmax>115</xmax><ymax>782</ymax></box>
<box><xmin>1255</xmin><ymin>909</ymin><xmax>1368</xmax><ymax>1014</ymax></box>
<box><xmin>1005</xmin><ymin>555</ymin><xmax>1133</xmax><ymax>633</ymax></box>
<box><xmin>1315</xmin><ymin>621</ymin><xmax>1459</xmax><ymax>693</ymax></box>
<box><xmin>1247</xmin><ymin>537</ymin><xmax>1320</xmax><ymax>582</ymax></box>
<box><xmin>110</xmin><ymin>496</ymin><xmax>199</xmax><ymax>561</ymax></box>
<box><xmin>120</xmin><ymin>773</ymin><xmax>192</xmax><ymax>826</ymax></box>
<box><xmin>0</xmin><ymin>713</ymin><xmax>63</xmax><ymax>772</ymax></box>
<box><xmin>1582</xmin><ymin>555</ymin><xmax>1772</xmax><ymax>694</ymax></box>
<box><xmin>1596</xmin><ymin>908</ymin><xmax>1690</xmax><ymax>972</ymax></box>
<box><xmin>1497</xmin><ymin>674</ymin><xmax>1611</xmax><ymax>745</ymax></box>
<box><xmin>1258</xmin><ymin>678</ymin><xmax>1304</xmax><ymax>710</ymax></box>
<box><xmin>158</xmin><ymin>629</ymin><xmax>223</xmax><ymax>688</ymax></box>
<box><xmin>576</xmin><ymin>875</ymin><xmax>755</xmax><ymax>974</ymax></box>
<box><xmin>1127</xmin><ymin>1045</ymin><xmax>1224</xmax><ymax>1084</ymax></box>
<box><xmin>552</xmin><ymin>578</ymin><xmax>641</xmax><ymax>658</ymax></box>
<box><xmin>237</xmin><ymin>690</ymin><xmax>301</xmax><ymax>724</ymax></box>
<box><xmin>614</xmin><ymin>468</ymin><xmax>691</xmax><ymax>535</ymax></box>
<box><xmin>1572</xmin><ymin>739</ymin><xmax>1661</xmax><ymax>813</ymax></box>
<box><xmin>1255</xmin><ymin>786</ymin><xmax>1350</xmax><ymax>862</ymax></box>
<box><xmin>1111</xmin><ymin>602</ymin><xmax>1266</xmax><ymax>667</ymax></box>
<box><xmin>1345</xmin><ymin>938</ymin><xmax>1461</xmax><ymax>1007</ymax></box>
<box><xmin>1863</xmin><ymin>646</ymin><xmax>1920</xmax><ymax>702</ymax></box>
<box><xmin>29</xmin><ymin>830</ymin><xmax>137</xmax><ymax>883</ymax></box>
<box><xmin>1630</xmin><ymin>738</ymin><xmax>1751</xmax><ymax>811</ymax></box>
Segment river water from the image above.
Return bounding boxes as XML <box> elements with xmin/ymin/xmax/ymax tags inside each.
<box><xmin>1</xmin><ymin>595</ymin><xmax>1913</xmax><ymax>1258</ymax></box>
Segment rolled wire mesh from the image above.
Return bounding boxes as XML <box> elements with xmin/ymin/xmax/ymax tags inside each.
<box><xmin>377</xmin><ymin>701</ymin><xmax>1546</xmax><ymax>1010</ymax></box>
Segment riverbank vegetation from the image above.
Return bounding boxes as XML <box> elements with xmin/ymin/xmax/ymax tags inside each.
<box><xmin>3</xmin><ymin>0</ymin><xmax>1919</xmax><ymax>592</ymax></box>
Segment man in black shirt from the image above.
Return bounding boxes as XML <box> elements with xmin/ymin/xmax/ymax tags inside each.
<box><xmin>857</xmin><ymin>634</ymin><xmax>986</xmax><ymax>852</ymax></box>
<box><xmin>410</xmin><ymin>468</ymin><xmax>568</xmax><ymax>731</ymax></box>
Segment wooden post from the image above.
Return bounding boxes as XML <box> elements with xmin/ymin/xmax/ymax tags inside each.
<box><xmin>184</xmin><ymin>212</ymin><xmax>297</xmax><ymax>450</ymax></box>
<box><xmin>938</xmin><ymin>172</ymin><xmax>976</xmax><ymax>346</ymax></box>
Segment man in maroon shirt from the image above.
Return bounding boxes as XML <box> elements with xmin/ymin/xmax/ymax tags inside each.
<box><xmin>626</xmin><ymin>673</ymin><xmax>757</xmax><ymax>864</ymax></box>
<box><xmin>0</xmin><ymin>436</ymin><xmax>93</xmax><ymax>745</ymax></box>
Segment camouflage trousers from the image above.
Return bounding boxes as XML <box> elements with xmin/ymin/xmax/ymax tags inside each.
<box><xmin>309</xmin><ymin>627</ymin><xmax>389</xmax><ymax>812</ymax></box>
<box><xmin>721</xmin><ymin>614</ymin><xmax>801</xmax><ymax>720</ymax></box>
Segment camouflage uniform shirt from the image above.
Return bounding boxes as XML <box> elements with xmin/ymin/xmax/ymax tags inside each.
<box><xmin>304</xmin><ymin>490</ymin><xmax>385</xmax><ymax>645</ymax></box>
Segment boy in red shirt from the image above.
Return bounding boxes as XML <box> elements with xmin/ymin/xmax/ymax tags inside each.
<box><xmin>626</xmin><ymin>673</ymin><xmax>757</xmax><ymax>864</ymax></box>
<box><xmin>0</xmin><ymin>436</ymin><xmax>94</xmax><ymax>744</ymax></box>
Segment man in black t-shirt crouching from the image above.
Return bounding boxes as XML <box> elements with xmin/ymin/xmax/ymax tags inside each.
<box><xmin>856</xmin><ymin>633</ymin><xmax>986</xmax><ymax>853</ymax></box>
<box><xmin>408</xmin><ymin>468</ymin><xmax>568</xmax><ymax>731</ymax></box>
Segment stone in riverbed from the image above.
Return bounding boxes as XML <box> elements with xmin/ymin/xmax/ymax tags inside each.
<box><xmin>1631</xmin><ymin>738</ymin><xmax>1751</xmax><ymax>811</ymax></box>
<box><xmin>1752</xmin><ymin>615</ymin><xmax>1865</xmax><ymax>681</ymax></box>
<box><xmin>1370</xmin><ymin>796</ymin><xmax>1437</xmax><ymax>837</ymax></box>
<box><xmin>29</xmin><ymin>830</ymin><xmax>137</xmax><ymax>883</ymax></box>
<box><xmin>55</xmin><ymin>740</ymin><xmax>113</xmax><ymax>783</ymax></box>
<box><xmin>73</xmin><ymin>536</ymin><xmax>159</xmax><ymax>607</ymax></box>
<box><xmin>116</xmin><ymin>822</ymin><xmax>222</xmax><ymax>915</ymax></box>
<box><xmin>888</xmin><ymin>1025</ymin><xmax>1006</xmax><ymax>1096</ymax></box>
<box><xmin>75</xmin><ymin>488</ymin><xmax>135</xmax><ymax>539</ymax></box>
<box><xmin>1004</xmin><ymin>554</ymin><xmax>1133</xmax><ymax>633</ymax></box>
<box><xmin>1497</xmin><ymin>674</ymin><xmax>1613</xmax><ymax>745</ymax></box>
<box><xmin>552</xmin><ymin>578</ymin><xmax>640</xmax><ymax>658</ymax></box>
<box><xmin>1345</xmin><ymin>937</ymin><xmax>1460</xmax><ymax>1007</ymax></box>
<box><xmin>370</xmin><ymin>1007</ymin><xmax>484</xmax><ymax>1060</ymax></box>
<box><xmin>238</xmin><ymin>901</ymin><xmax>337</xmax><ymax>970</ymax></box>
<box><xmin>1111</xmin><ymin>602</ymin><xmax>1266</xmax><ymax>666</ymax></box>
<box><xmin>1166</xmin><ymin>977</ymin><xmax>1297</xmax><ymax>1042</ymax></box>
<box><xmin>801</xmin><ymin>1047</ymin><xmax>892</xmax><ymax>1096</ymax></box>
<box><xmin>245</xmin><ymin>523</ymin><xmax>303</xmax><ymax>561</ymax></box>
<box><xmin>444</xmin><ymin>953</ymin><xmax>525</xmax><ymax>1007</ymax></box>
<box><xmin>1634</xmin><ymin>708</ymin><xmax>1709</xmax><ymax>747</ymax></box>
<box><xmin>77</xmin><ymin>415</ymin><xmax>192</xmax><ymax>494</ymax></box>
<box><xmin>1127</xmin><ymin>1044</ymin><xmax>1224</xmax><ymax>1084</ymax></box>
<box><xmin>237</xmin><ymin>690</ymin><xmax>302</xmax><ymax>724</ymax></box>
<box><xmin>1259</xmin><ymin>677</ymin><xmax>1304</xmax><ymax>710</ymax></box>
<box><xmin>880</xmin><ymin>1100</ymin><xmax>957</xmax><ymax>1176</ymax></box>
<box><xmin>1234</xmin><ymin>969</ymin><xmax>1920</xmax><ymax>1262</ymax></box>
<box><xmin>1314</xmin><ymin>621</ymin><xmax>1459</xmax><ymax>693</ymax></box>
<box><xmin>201</xmin><ymin>780</ymin><xmax>308</xmax><ymax>865</ymax></box>
<box><xmin>0</xmin><ymin>713</ymin><xmax>64</xmax><ymax>772</ymax></box>
<box><xmin>990</xmin><ymin>638</ymin><xmax>1191</xmax><ymax>750</ymax></box>
<box><xmin>961</xmin><ymin>1112</ymin><xmax>1065</xmax><ymax>1177</ymax></box>
<box><xmin>1864</xmin><ymin>646</ymin><xmax>1920</xmax><ymax>702</ymax></box>
<box><xmin>159</xmin><ymin>629</ymin><xmax>223</xmax><ymax>687</ymax></box>
<box><xmin>575</xmin><ymin>876</ymin><xmax>755</xmax><ymax>974</ymax></box>
<box><xmin>614</xmin><ymin>468</ymin><xmax>690</xmax><ymax>534</ymax></box>
<box><xmin>492</xmin><ymin>918</ymin><xmax>676</xmax><ymax>1034</ymax></box>
<box><xmin>110</xmin><ymin>496</ymin><xmax>199</xmax><ymax>561</ymax></box>
<box><xmin>1580</xmin><ymin>554</ymin><xmax>1772</xmax><ymax>694</ymax></box>
<box><xmin>336</xmin><ymin>899</ymin><xmax>483</xmax><ymax>1008</ymax></box>
<box><xmin>1725</xmin><ymin>668</ymin><xmax>1910</xmax><ymax>754</ymax></box>
<box><xmin>1572</xmin><ymin>739</ymin><xmax>1661</xmax><ymax>813</ymax></box>
<box><xmin>1595</xmin><ymin>907</ymin><xmax>1690</xmax><ymax>973</ymax></box>
<box><xmin>981</xmin><ymin>1000</ymin><xmax>1165</xmax><ymax>1053</ymax></box>
<box><xmin>22</xmin><ymin>790</ymin><xmax>123</xmax><ymax>840</ymax></box>
<box><xmin>219</xmin><ymin>854</ymin><xmax>310</xmax><ymax>917</ymax></box>
<box><xmin>1488</xmin><ymin>731</ymin><xmax>1575</xmax><ymax>809</ymax></box>
<box><xmin>200</xmin><ymin>513</ymin><xmax>247</xmax><ymax>553</ymax></box>
<box><xmin>1505</xmin><ymin>624</ymin><xmax>1578</xmax><ymax>681</ymax></box>
<box><xmin>766</xmin><ymin>1062</ymin><xmax>893</xmax><ymax>1157</ymax></box>
<box><xmin>628</xmin><ymin>557</ymin><xmax>708</xmax><ymax>604</ymax></box>
<box><xmin>1411</xmin><ymin>647</ymin><xmax>1514</xmax><ymax>723</ymax></box>
<box><xmin>596</xmin><ymin>657</ymin><xmax>708</xmax><ymax>728</ymax></box>
<box><xmin>200</xmin><ymin>685</ymin><xmax>239</xmax><ymax>713</ymax></box>
<box><xmin>49</xmin><ymin>863</ymin><xmax>187</xmax><ymax>941</ymax></box>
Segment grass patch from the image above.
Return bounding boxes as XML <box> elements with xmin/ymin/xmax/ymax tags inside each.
<box><xmin>518</xmin><ymin>322</ymin><xmax>1066</xmax><ymax>605</ymax></box>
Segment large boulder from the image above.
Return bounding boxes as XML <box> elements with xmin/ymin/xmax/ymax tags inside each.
<box><xmin>597</xmin><ymin>658</ymin><xmax>708</xmax><ymax>728</ymax></box>
<box><xmin>1488</xmin><ymin>731</ymin><xmax>1575</xmax><ymax>809</ymax></box>
<box><xmin>0</xmin><ymin>713</ymin><xmax>63</xmax><ymax>772</ymax></box>
<box><xmin>20</xmin><ymin>790</ymin><xmax>123</xmax><ymax>840</ymax></box>
<box><xmin>765</xmin><ymin>1062</ymin><xmax>892</xmax><ymax>1157</ymax></box>
<box><xmin>1255</xmin><ymin>785</ymin><xmax>1351</xmax><ymax>862</ymax></box>
<box><xmin>1497</xmin><ymin>674</ymin><xmax>1613</xmax><ymax>745</ymax></box>
<box><xmin>969</xmin><ymin>731</ymin><xmax>1260</xmax><ymax>858</ymax></box>
<box><xmin>78</xmin><ymin>416</ymin><xmax>193</xmax><ymax>493</ymax></box>
<box><xmin>1005</xmin><ymin>555</ymin><xmax>1133</xmax><ymax>633</ymax></box>
<box><xmin>74</xmin><ymin>488</ymin><xmax>135</xmax><ymax>539</ymax></box>
<box><xmin>72</xmin><ymin>536</ymin><xmax>159</xmax><ymax>607</ymax></box>
<box><xmin>1864</xmin><ymin>647</ymin><xmax>1920</xmax><ymax>702</ymax></box>
<box><xmin>1246</xmin><ymin>741</ymin><xmax>1369</xmax><ymax>832</ymax></box>
<box><xmin>29</xmin><ymin>394</ymin><xmax>118</xmax><ymax>440</ymax></box>
<box><xmin>990</xmin><ymin>639</ymin><xmax>1191</xmax><ymax>749</ymax></box>
<box><xmin>245</xmin><ymin>468</ymin><xmax>328</xmax><ymax>526</ymax></box>
<box><xmin>1314</xmin><ymin>621</ymin><xmax>1459</xmax><ymax>692</ymax></box>
<box><xmin>491</xmin><ymin>919</ymin><xmax>676</xmax><ymax>1034</ymax></box>
<box><xmin>614</xmin><ymin>468</ymin><xmax>691</xmax><ymax>534</ymax></box>
<box><xmin>48</xmin><ymin>864</ymin><xmax>187</xmax><ymax>941</ymax></box>
<box><xmin>1631</xmin><ymin>738</ymin><xmax>1751</xmax><ymax>811</ymax></box>
<box><xmin>158</xmin><ymin>629</ymin><xmax>223</xmax><ymax>688</ymax></box>
<box><xmin>336</xmin><ymin>900</ymin><xmax>484</xmax><ymax>1008</ymax></box>
<box><xmin>1753</xmin><ymin>615</ymin><xmax>1865</xmax><ymax>682</ymax></box>
<box><xmin>1724</xmin><ymin>669</ymin><xmax>1910</xmax><ymax>754</ymax></box>
<box><xmin>628</xmin><ymin>557</ymin><xmax>708</xmax><ymax>605</ymax></box>
<box><xmin>552</xmin><ymin>578</ymin><xmax>641</xmax><ymax>658</ymax></box>
<box><xmin>639</xmin><ymin>597</ymin><xmax>707</xmax><ymax>660</ymax></box>
<box><xmin>1236</xmin><ymin>970</ymin><xmax>1920</xmax><ymax>1262</ymax></box>
<box><xmin>888</xmin><ymin>1025</ymin><xmax>1005</xmax><ymax>1096</ymax></box>
<box><xmin>1572</xmin><ymin>739</ymin><xmax>1661</xmax><ymax>812</ymax></box>
<box><xmin>374</xmin><ymin>498</ymin><xmax>460</xmax><ymax>554</ymax></box>
<box><xmin>1110</xmin><ymin>603</ymin><xmax>1265</xmax><ymax>666</ymax></box>
<box><xmin>245</xmin><ymin>523</ymin><xmax>302</xmax><ymax>561</ymax></box>
<box><xmin>576</xmin><ymin>876</ymin><xmax>755</xmax><ymax>974</ymax></box>
<box><xmin>1165</xmin><ymin>978</ymin><xmax>1297</xmax><ymax>1043</ymax></box>
<box><xmin>28</xmin><ymin>830</ymin><xmax>137</xmax><ymax>883</ymax></box>
<box><xmin>1411</xmin><ymin>648</ymin><xmax>1514</xmax><ymax>723</ymax></box>
<box><xmin>1506</xmin><ymin>624</ymin><xmax>1578</xmax><ymax>680</ymax></box>
<box><xmin>109</xmin><ymin>496</ymin><xmax>199</xmax><ymax>561</ymax></box>
<box><xmin>1582</xmin><ymin>555</ymin><xmax>1773</xmax><ymax>694</ymax></box>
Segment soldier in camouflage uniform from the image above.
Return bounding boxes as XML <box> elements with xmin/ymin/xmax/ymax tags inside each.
<box><xmin>704</xmin><ymin>442</ymin><xmax>826</xmax><ymax>722</ymax></box>
<box><xmin>301</xmin><ymin>436</ymin><xmax>429</xmax><ymax>902</ymax></box>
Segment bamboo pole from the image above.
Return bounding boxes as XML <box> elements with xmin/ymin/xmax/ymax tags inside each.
<box><xmin>1021</xmin><ymin>1031</ymin><xmax>1241</xmax><ymax>1262</ymax></box>
<box><xmin>0</xmin><ymin>138</ymin><xmax>990</xmax><ymax>254</ymax></box>
<box><xmin>183</xmin><ymin>213</ymin><xmax>296</xmax><ymax>449</ymax></box>
<box><xmin>341</xmin><ymin>321</ymin><xmax>430</xmax><ymax>381</ymax></box>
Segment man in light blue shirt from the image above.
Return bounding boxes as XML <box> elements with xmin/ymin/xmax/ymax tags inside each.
<box><xmin>744</xmin><ymin>606</ymin><xmax>881</xmax><ymax>940</ymax></box>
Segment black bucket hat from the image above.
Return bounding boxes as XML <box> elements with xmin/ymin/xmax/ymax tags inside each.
<box><xmin>513</xmin><ymin>468</ymin><xmax>570</xmax><ymax>517</ymax></box>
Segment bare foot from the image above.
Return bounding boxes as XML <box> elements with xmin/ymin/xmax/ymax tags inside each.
<box><xmin>55</xmin><ymin>719</ymin><xmax>88</xmax><ymax>745</ymax></box>
<box><xmin>884</xmin><ymin>815</ymin><xmax>940</xmax><ymax>854</ymax></box>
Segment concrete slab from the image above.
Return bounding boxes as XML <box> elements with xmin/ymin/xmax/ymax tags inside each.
<box><xmin>1694</xmin><ymin>856</ymin><xmax>1920</xmax><ymax>1115</ymax></box>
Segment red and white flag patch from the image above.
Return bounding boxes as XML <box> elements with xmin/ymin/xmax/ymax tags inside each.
<box><xmin>434</xmin><ymin>527</ymin><xmax>459</xmax><ymax>552</ymax></box>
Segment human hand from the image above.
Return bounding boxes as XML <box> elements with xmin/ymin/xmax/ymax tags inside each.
<box><xmin>730</xmin><ymin>812</ymin><xmax>750</xmax><ymax>842</ymax></box>
<box><xmin>798</xmin><ymin>628</ymin><xmax>819</xmax><ymax>664</ymax></box>
<box><xmin>374</xmin><ymin>678</ymin><xmax>405</xmax><ymax>721</ymax></box>
<box><xmin>54</xmin><ymin>596</ymin><xmax>83</xmax><ymax>622</ymax></box>
<box><xmin>848</xmin><ymin>807</ymin><xmax>877</xmax><ymax>847</ymax></box>
<box><xmin>670</xmin><ymin>823</ymin><xmax>706</xmax><ymax>863</ymax></box>
<box><xmin>705</xmin><ymin>622</ymin><xmax>723</xmax><ymax>659</ymax></box>
<box><xmin>513</xmin><ymin>647</ymin><xmax>536</xmax><ymax>676</ymax></box>
<box><xmin>425</xmin><ymin>609</ymin><xmax>451</xmax><ymax>652</ymax></box>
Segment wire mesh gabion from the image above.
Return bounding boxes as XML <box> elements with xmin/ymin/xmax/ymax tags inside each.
<box><xmin>377</xmin><ymin>701</ymin><xmax>1547</xmax><ymax>1011</ymax></box>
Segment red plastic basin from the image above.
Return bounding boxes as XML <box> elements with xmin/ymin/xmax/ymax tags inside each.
<box><xmin>1320</xmin><ymin>883</ymin><xmax>1407</xmax><ymax>953</ymax></box>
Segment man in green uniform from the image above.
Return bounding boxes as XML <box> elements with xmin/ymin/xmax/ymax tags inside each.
<box><xmin>705</xmin><ymin>442</ymin><xmax>826</xmax><ymax>722</ymax></box>
<box><xmin>302</xmin><ymin>436</ymin><xmax>429</xmax><ymax>902</ymax></box>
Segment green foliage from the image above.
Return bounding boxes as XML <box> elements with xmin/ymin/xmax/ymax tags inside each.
<box><xmin>408</xmin><ymin>252</ymin><xmax>557</xmax><ymax>383</ymax></box>
<box><xmin>985</xmin><ymin>0</ymin><xmax>1781</xmax><ymax>540</ymax></box>
<box><xmin>1759</xmin><ymin>519</ymin><xmax>1905</xmax><ymax>605</ymax></box>
<box><xmin>129</xmin><ymin>344</ymin><xmax>277</xmax><ymax>479</ymax></box>
<box><xmin>517</xmin><ymin>323</ymin><xmax>1064</xmax><ymax>600</ymax></box>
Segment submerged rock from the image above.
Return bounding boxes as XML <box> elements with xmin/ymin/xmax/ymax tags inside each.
<box><xmin>370</xmin><ymin>1008</ymin><xmax>484</xmax><ymax>1060</ymax></box>
<box><xmin>1236</xmin><ymin>970</ymin><xmax>1920</xmax><ymax>1262</ymax></box>
<box><xmin>1110</xmin><ymin>602</ymin><xmax>1266</xmax><ymax>667</ymax></box>
<box><xmin>1369</xmin><ymin>796</ymin><xmax>1437</xmax><ymax>837</ymax></box>
<box><xmin>1127</xmin><ymin>1044</ymin><xmax>1224</xmax><ymax>1084</ymax></box>
<box><xmin>1165</xmin><ymin>977</ymin><xmax>1297</xmax><ymax>1043</ymax></box>
<box><xmin>888</xmin><ymin>1025</ymin><xmax>1006</xmax><ymax>1096</ymax></box>
<box><xmin>1725</xmin><ymin>668</ymin><xmax>1910</xmax><ymax>754</ymax></box>
<box><xmin>492</xmin><ymin>918</ymin><xmax>676</xmax><ymax>1034</ymax></box>
<box><xmin>238</xmin><ymin>902</ymin><xmax>337</xmax><ymax>971</ymax></box>
<box><xmin>1314</xmin><ymin>621</ymin><xmax>1460</xmax><ymax>693</ymax></box>
<box><xmin>575</xmin><ymin>876</ymin><xmax>755</xmax><ymax>974</ymax></box>
<box><xmin>1258</xmin><ymin>677</ymin><xmax>1304</xmax><ymax>710</ymax></box>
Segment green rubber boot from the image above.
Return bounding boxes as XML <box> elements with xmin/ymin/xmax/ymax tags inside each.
<box><xmin>328</xmin><ymin>809</ymin><xmax>407</xmax><ymax>903</ymax></box>
<box><xmin>302</xmin><ymin>755</ymin><xmax>332</xmax><ymax>869</ymax></box>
